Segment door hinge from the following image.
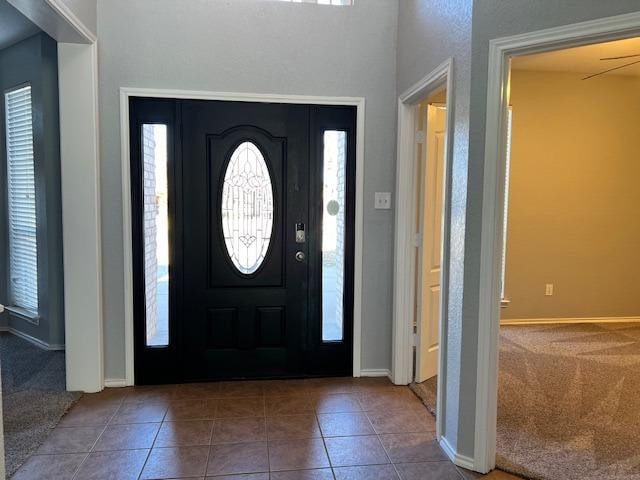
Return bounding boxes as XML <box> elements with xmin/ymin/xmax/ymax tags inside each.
<box><xmin>413</xmin><ymin>233</ymin><xmax>422</xmax><ymax>247</ymax></box>
<box><xmin>412</xmin><ymin>333</ymin><xmax>419</xmax><ymax>347</ymax></box>
<box><xmin>415</xmin><ymin>130</ymin><xmax>426</xmax><ymax>144</ymax></box>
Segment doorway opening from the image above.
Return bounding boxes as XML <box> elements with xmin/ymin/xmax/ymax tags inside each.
<box><xmin>411</xmin><ymin>87</ymin><xmax>448</xmax><ymax>420</ymax></box>
<box><xmin>129</xmin><ymin>98</ymin><xmax>358</xmax><ymax>384</ymax></box>
<box><xmin>493</xmin><ymin>36</ymin><xmax>640</xmax><ymax>480</ymax></box>
<box><xmin>0</xmin><ymin>3</ymin><xmax>78</xmax><ymax>476</ymax></box>
<box><xmin>393</xmin><ymin>59</ymin><xmax>453</xmax><ymax>448</ymax></box>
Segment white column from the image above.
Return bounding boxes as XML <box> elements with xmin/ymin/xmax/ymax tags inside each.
<box><xmin>58</xmin><ymin>42</ymin><xmax>103</xmax><ymax>392</ymax></box>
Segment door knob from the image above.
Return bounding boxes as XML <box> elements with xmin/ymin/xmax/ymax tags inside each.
<box><xmin>295</xmin><ymin>251</ymin><xmax>305</xmax><ymax>262</ymax></box>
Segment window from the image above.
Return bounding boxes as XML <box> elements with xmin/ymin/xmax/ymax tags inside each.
<box><xmin>501</xmin><ymin>107</ymin><xmax>513</xmax><ymax>300</ymax></box>
<box><xmin>221</xmin><ymin>141</ymin><xmax>274</xmax><ymax>275</ymax></box>
<box><xmin>277</xmin><ymin>0</ymin><xmax>352</xmax><ymax>5</ymax></box>
<box><xmin>142</xmin><ymin>124</ymin><xmax>169</xmax><ymax>346</ymax></box>
<box><xmin>5</xmin><ymin>85</ymin><xmax>38</xmax><ymax>313</ymax></box>
<box><xmin>322</xmin><ymin>130</ymin><xmax>346</xmax><ymax>341</ymax></box>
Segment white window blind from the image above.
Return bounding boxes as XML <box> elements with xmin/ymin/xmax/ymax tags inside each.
<box><xmin>5</xmin><ymin>85</ymin><xmax>38</xmax><ymax>313</ymax></box>
<box><xmin>500</xmin><ymin>107</ymin><xmax>513</xmax><ymax>300</ymax></box>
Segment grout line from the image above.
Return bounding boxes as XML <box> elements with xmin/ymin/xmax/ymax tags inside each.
<box><xmin>68</xmin><ymin>452</ymin><xmax>90</xmax><ymax>480</ymax></box>
<box><xmin>203</xmin><ymin>421</ymin><xmax>214</xmax><ymax>478</ymax></box>
<box><xmin>65</xmin><ymin>424</ymin><xmax>107</xmax><ymax>480</ymax></box>
<box><xmin>136</xmin><ymin>411</ymin><xmax>164</xmax><ymax>480</ymax></box>
<box><xmin>316</xmin><ymin>400</ymin><xmax>335</xmax><ymax>476</ymax></box>
<box><xmin>264</xmin><ymin>395</ymin><xmax>271</xmax><ymax>473</ymax></box>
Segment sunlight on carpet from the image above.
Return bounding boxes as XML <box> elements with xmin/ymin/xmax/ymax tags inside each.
<box><xmin>413</xmin><ymin>323</ymin><xmax>640</xmax><ymax>480</ymax></box>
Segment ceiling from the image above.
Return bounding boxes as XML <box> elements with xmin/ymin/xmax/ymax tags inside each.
<box><xmin>512</xmin><ymin>36</ymin><xmax>640</xmax><ymax>78</ymax></box>
<box><xmin>0</xmin><ymin>0</ymin><xmax>40</xmax><ymax>51</ymax></box>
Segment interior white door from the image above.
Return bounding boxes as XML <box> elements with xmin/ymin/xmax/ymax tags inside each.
<box><xmin>416</xmin><ymin>104</ymin><xmax>446</xmax><ymax>383</ymax></box>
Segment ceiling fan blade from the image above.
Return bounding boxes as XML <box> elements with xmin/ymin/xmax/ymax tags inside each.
<box><xmin>600</xmin><ymin>53</ymin><xmax>640</xmax><ymax>60</ymax></box>
<box><xmin>582</xmin><ymin>59</ymin><xmax>640</xmax><ymax>80</ymax></box>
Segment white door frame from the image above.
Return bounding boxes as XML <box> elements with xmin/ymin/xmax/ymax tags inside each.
<box><xmin>392</xmin><ymin>59</ymin><xmax>453</xmax><ymax>441</ymax></box>
<box><xmin>119</xmin><ymin>88</ymin><xmax>366</xmax><ymax>386</ymax></box>
<box><xmin>475</xmin><ymin>11</ymin><xmax>640</xmax><ymax>472</ymax></box>
<box><xmin>59</xmin><ymin>41</ymin><xmax>103</xmax><ymax>393</ymax></box>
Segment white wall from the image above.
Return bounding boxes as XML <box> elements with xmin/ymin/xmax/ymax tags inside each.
<box><xmin>58</xmin><ymin>41</ymin><xmax>103</xmax><ymax>392</ymax></box>
<box><xmin>97</xmin><ymin>0</ymin><xmax>398</xmax><ymax>380</ymax></box>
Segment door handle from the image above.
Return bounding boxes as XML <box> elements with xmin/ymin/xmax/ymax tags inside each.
<box><xmin>295</xmin><ymin>251</ymin><xmax>305</xmax><ymax>262</ymax></box>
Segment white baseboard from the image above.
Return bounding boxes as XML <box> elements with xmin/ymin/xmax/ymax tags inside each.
<box><xmin>359</xmin><ymin>369</ymin><xmax>391</xmax><ymax>378</ymax></box>
<box><xmin>501</xmin><ymin>316</ymin><xmax>640</xmax><ymax>326</ymax></box>
<box><xmin>104</xmin><ymin>378</ymin><xmax>128</xmax><ymax>388</ymax></box>
<box><xmin>0</xmin><ymin>326</ymin><xmax>65</xmax><ymax>350</ymax></box>
<box><xmin>439</xmin><ymin>436</ymin><xmax>475</xmax><ymax>470</ymax></box>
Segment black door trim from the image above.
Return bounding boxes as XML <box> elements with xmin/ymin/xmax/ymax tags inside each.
<box><xmin>130</xmin><ymin>97</ymin><xmax>182</xmax><ymax>384</ymax></box>
<box><xmin>307</xmin><ymin>105</ymin><xmax>357</xmax><ymax>376</ymax></box>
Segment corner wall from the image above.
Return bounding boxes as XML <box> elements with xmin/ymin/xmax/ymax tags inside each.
<box><xmin>396</xmin><ymin>0</ymin><xmax>474</xmax><ymax>456</ymax></box>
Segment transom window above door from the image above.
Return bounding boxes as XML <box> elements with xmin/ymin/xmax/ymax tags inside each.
<box><xmin>275</xmin><ymin>0</ymin><xmax>353</xmax><ymax>6</ymax></box>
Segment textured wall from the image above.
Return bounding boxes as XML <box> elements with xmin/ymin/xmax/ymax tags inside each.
<box><xmin>60</xmin><ymin>0</ymin><xmax>96</xmax><ymax>36</ymax></box>
<box><xmin>502</xmin><ymin>70</ymin><xmax>640</xmax><ymax>320</ymax></box>
<box><xmin>396</xmin><ymin>0</ymin><xmax>473</xmax><ymax>453</ymax></box>
<box><xmin>97</xmin><ymin>0</ymin><xmax>398</xmax><ymax>379</ymax></box>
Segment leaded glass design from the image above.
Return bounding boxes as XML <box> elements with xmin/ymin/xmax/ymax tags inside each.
<box><xmin>221</xmin><ymin>141</ymin><xmax>274</xmax><ymax>274</ymax></box>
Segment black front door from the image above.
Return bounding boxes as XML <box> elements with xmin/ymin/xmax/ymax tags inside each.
<box><xmin>130</xmin><ymin>98</ymin><xmax>356</xmax><ymax>384</ymax></box>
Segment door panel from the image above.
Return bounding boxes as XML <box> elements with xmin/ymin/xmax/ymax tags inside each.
<box><xmin>209</xmin><ymin>128</ymin><xmax>284</xmax><ymax>287</ymax></box>
<box><xmin>130</xmin><ymin>98</ymin><xmax>180</xmax><ymax>385</ymax></box>
<box><xmin>417</xmin><ymin>104</ymin><xmax>446</xmax><ymax>383</ymax></box>
<box><xmin>307</xmin><ymin>108</ymin><xmax>356</xmax><ymax>375</ymax></box>
<box><xmin>181</xmin><ymin>101</ymin><xmax>307</xmax><ymax>380</ymax></box>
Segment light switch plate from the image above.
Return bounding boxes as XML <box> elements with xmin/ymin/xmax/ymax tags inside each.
<box><xmin>374</xmin><ymin>192</ymin><xmax>392</xmax><ymax>210</ymax></box>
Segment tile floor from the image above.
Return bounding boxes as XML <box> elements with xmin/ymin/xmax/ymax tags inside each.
<box><xmin>12</xmin><ymin>377</ymin><xmax>523</xmax><ymax>479</ymax></box>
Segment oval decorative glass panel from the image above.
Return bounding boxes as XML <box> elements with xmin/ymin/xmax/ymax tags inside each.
<box><xmin>221</xmin><ymin>141</ymin><xmax>274</xmax><ymax>274</ymax></box>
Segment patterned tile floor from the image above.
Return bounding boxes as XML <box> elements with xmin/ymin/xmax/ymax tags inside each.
<box><xmin>12</xmin><ymin>377</ymin><xmax>523</xmax><ymax>479</ymax></box>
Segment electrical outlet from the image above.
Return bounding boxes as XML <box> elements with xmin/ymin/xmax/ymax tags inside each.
<box><xmin>374</xmin><ymin>192</ymin><xmax>392</xmax><ymax>210</ymax></box>
<box><xmin>545</xmin><ymin>284</ymin><xmax>554</xmax><ymax>296</ymax></box>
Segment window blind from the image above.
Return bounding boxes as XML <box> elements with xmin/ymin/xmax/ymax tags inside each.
<box><xmin>500</xmin><ymin>107</ymin><xmax>513</xmax><ymax>300</ymax></box>
<box><xmin>5</xmin><ymin>85</ymin><xmax>38</xmax><ymax>313</ymax></box>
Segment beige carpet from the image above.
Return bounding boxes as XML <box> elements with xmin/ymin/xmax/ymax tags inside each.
<box><xmin>411</xmin><ymin>323</ymin><xmax>640</xmax><ymax>480</ymax></box>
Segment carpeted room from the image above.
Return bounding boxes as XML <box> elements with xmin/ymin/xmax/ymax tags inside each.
<box><xmin>413</xmin><ymin>36</ymin><xmax>640</xmax><ymax>480</ymax></box>
<box><xmin>497</xmin><ymin>37</ymin><xmax>640</xmax><ymax>480</ymax></box>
